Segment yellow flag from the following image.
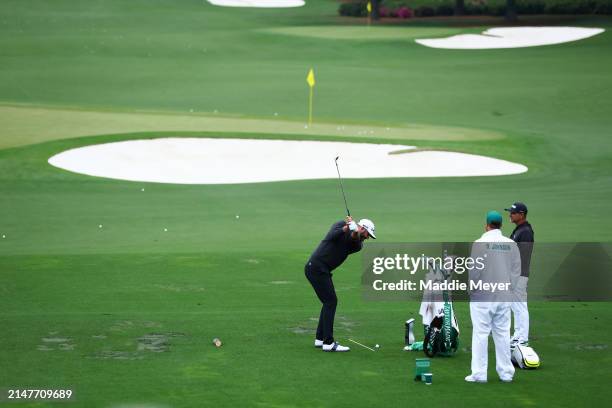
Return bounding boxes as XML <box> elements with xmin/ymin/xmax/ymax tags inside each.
<box><xmin>306</xmin><ymin>68</ymin><xmax>315</xmax><ymax>88</ymax></box>
<box><xmin>367</xmin><ymin>1</ymin><xmax>372</xmax><ymax>13</ymax></box>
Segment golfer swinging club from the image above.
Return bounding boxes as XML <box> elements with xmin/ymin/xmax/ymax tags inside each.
<box><xmin>305</xmin><ymin>216</ymin><xmax>376</xmax><ymax>352</ymax></box>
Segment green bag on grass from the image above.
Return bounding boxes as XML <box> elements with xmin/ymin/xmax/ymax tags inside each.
<box><xmin>424</xmin><ymin>292</ymin><xmax>459</xmax><ymax>357</ymax></box>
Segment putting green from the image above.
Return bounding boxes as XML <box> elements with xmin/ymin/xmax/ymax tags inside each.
<box><xmin>0</xmin><ymin>104</ymin><xmax>504</xmax><ymax>149</ymax></box>
<box><xmin>258</xmin><ymin>25</ymin><xmax>464</xmax><ymax>41</ymax></box>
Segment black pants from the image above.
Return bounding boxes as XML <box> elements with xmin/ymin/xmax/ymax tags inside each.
<box><xmin>305</xmin><ymin>261</ymin><xmax>337</xmax><ymax>344</ymax></box>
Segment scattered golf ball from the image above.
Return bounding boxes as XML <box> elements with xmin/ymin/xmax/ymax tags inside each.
<box><xmin>235</xmin><ymin>215</ymin><xmax>240</xmax><ymax>219</ymax></box>
<box><xmin>141</xmin><ymin>188</ymin><xmax>145</xmax><ymax>192</ymax></box>
<box><xmin>98</xmin><ymin>224</ymin><xmax>103</xmax><ymax>228</ymax></box>
<box><xmin>164</xmin><ymin>228</ymin><xmax>168</xmax><ymax>232</ymax></box>
<box><xmin>2</xmin><ymin>235</ymin><xmax>5</xmax><ymax>239</ymax></box>
<box><xmin>375</xmin><ymin>344</ymin><xmax>380</xmax><ymax>349</ymax></box>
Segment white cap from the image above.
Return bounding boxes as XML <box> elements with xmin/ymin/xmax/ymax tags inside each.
<box><xmin>358</xmin><ymin>219</ymin><xmax>376</xmax><ymax>239</ymax></box>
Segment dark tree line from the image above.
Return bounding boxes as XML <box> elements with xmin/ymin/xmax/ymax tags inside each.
<box><xmin>370</xmin><ymin>0</ymin><xmax>518</xmax><ymax>21</ymax></box>
<box><xmin>454</xmin><ymin>0</ymin><xmax>518</xmax><ymax>21</ymax></box>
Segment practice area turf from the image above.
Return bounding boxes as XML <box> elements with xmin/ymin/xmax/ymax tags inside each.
<box><xmin>1</xmin><ymin>1</ymin><xmax>611</xmax><ymax>407</ymax></box>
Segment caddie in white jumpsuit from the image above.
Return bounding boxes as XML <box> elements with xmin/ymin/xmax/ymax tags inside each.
<box><xmin>465</xmin><ymin>211</ymin><xmax>521</xmax><ymax>383</ymax></box>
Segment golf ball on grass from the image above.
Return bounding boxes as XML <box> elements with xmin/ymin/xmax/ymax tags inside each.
<box><xmin>375</xmin><ymin>344</ymin><xmax>380</xmax><ymax>349</ymax></box>
<box><xmin>164</xmin><ymin>228</ymin><xmax>168</xmax><ymax>232</ymax></box>
<box><xmin>235</xmin><ymin>215</ymin><xmax>240</xmax><ymax>219</ymax></box>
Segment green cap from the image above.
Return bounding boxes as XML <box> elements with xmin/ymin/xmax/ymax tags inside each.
<box><xmin>486</xmin><ymin>210</ymin><xmax>503</xmax><ymax>225</ymax></box>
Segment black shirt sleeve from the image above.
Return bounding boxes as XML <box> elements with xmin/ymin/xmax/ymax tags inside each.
<box><xmin>515</xmin><ymin>227</ymin><xmax>534</xmax><ymax>243</ymax></box>
<box><xmin>326</xmin><ymin>221</ymin><xmax>347</xmax><ymax>241</ymax></box>
<box><xmin>350</xmin><ymin>239</ymin><xmax>363</xmax><ymax>254</ymax></box>
<box><xmin>514</xmin><ymin>224</ymin><xmax>534</xmax><ymax>277</ymax></box>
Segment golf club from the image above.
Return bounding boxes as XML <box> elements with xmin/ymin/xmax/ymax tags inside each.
<box><xmin>334</xmin><ymin>156</ymin><xmax>350</xmax><ymax>217</ymax></box>
<box><xmin>348</xmin><ymin>338</ymin><xmax>376</xmax><ymax>352</ymax></box>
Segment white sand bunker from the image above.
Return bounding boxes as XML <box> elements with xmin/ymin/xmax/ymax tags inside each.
<box><xmin>48</xmin><ymin>138</ymin><xmax>527</xmax><ymax>184</ymax></box>
<box><xmin>207</xmin><ymin>0</ymin><xmax>304</xmax><ymax>8</ymax></box>
<box><xmin>416</xmin><ymin>27</ymin><xmax>604</xmax><ymax>49</ymax></box>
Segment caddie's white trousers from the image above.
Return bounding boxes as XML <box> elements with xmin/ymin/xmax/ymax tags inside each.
<box><xmin>469</xmin><ymin>302</ymin><xmax>515</xmax><ymax>381</ymax></box>
<box><xmin>512</xmin><ymin>276</ymin><xmax>530</xmax><ymax>343</ymax></box>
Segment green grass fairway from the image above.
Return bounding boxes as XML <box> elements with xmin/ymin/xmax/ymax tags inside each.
<box><xmin>0</xmin><ymin>105</ymin><xmax>503</xmax><ymax>150</ymax></box>
<box><xmin>258</xmin><ymin>26</ymin><xmax>464</xmax><ymax>40</ymax></box>
<box><xmin>1</xmin><ymin>0</ymin><xmax>611</xmax><ymax>407</ymax></box>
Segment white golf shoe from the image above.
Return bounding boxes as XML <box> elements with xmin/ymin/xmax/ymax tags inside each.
<box><xmin>465</xmin><ymin>375</ymin><xmax>487</xmax><ymax>383</ymax></box>
<box><xmin>322</xmin><ymin>342</ymin><xmax>350</xmax><ymax>352</ymax></box>
<box><xmin>314</xmin><ymin>339</ymin><xmax>323</xmax><ymax>348</ymax></box>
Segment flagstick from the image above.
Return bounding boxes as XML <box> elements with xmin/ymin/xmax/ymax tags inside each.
<box><xmin>305</xmin><ymin>68</ymin><xmax>315</xmax><ymax>126</ymax></box>
<box><xmin>308</xmin><ymin>86</ymin><xmax>313</xmax><ymax>127</ymax></box>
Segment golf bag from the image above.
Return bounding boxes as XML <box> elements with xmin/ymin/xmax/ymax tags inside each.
<box><xmin>423</xmin><ymin>292</ymin><xmax>460</xmax><ymax>357</ymax></box>
<box><xmin>512</xmin><ymin>344</ymin><xmax>540</xmax><ymax>369</ymax></box>
<box><xmin>420</xmin><ymin>255</ymin><xmax>460</xmax><ymax>357</ymax></box>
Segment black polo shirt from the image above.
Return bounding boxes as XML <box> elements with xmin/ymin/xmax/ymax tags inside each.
<box><xmin>510</xmin><ymin>221</ymin><xmax>534</xmax><ymax>277</ymax></box>
<box><xmin>308</xmin><ymin>221</ymin><xmax>363</xmax><ymax>273</ymax></box>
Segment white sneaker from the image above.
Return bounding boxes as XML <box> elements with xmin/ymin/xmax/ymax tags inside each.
<box><xmin>500</xmin><ymin>377</ymin><xmax>513</xmax><ymax>383</ymax></box>
<box><xmin>314</xmin><ymin>339</ymin><xmax>323</xmax><ymax>348</ymax></box>
<box><xmin>465</xmin><ymin>375</ymin><xmax>487</xmax><ymax>383</ymax></box>
<box><xmin>322</xmin><ymin>342</ymin><xmax>350</xmax><ymax>352</ymax></box>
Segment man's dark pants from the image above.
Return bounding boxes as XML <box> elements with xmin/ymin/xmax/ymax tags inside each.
<box><xmin>305</xmin><ymin>261</ymin><xmax>337</xmax><ymax>344</ymax></box>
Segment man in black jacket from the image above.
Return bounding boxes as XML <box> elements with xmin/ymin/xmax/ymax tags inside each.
<box><xmin>505</xmin><ymin>202</ymin><xmax>534</xmax><ymax>347</ymax></box>
<box><xmin>305</xmin><ymin>216</ymin><xmax>376</xmax><ymax>352</ymax></box>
